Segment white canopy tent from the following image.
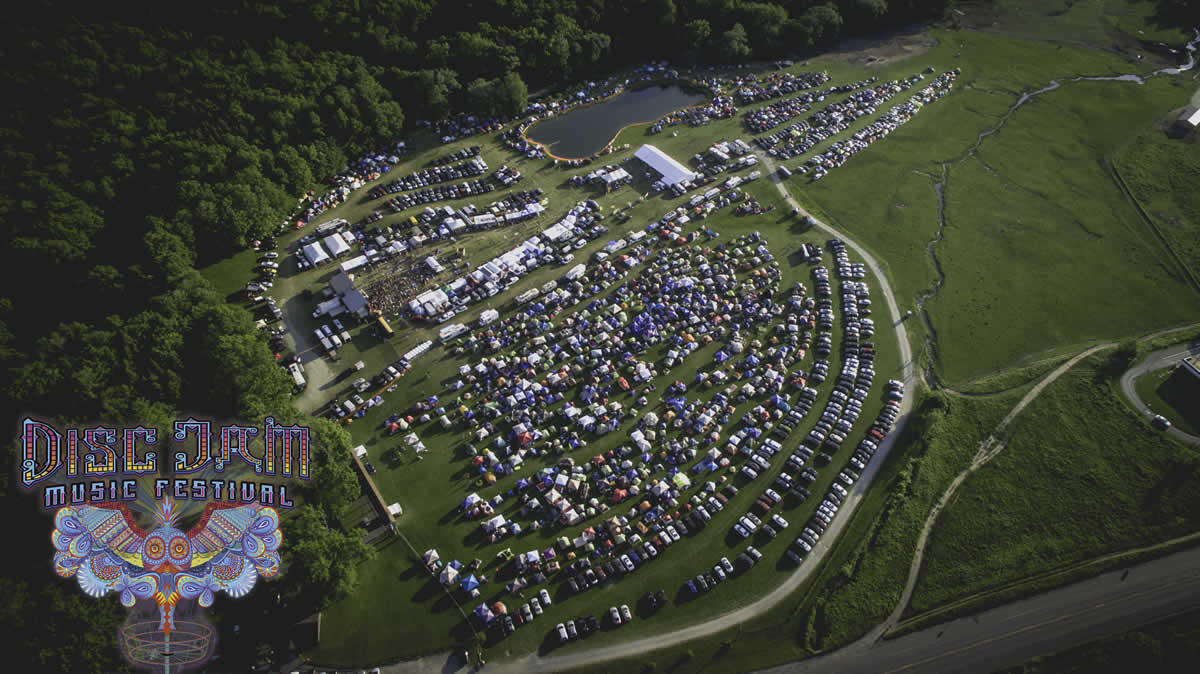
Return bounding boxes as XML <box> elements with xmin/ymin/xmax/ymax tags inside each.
<box><xmin>303</xmin><ymin>242</ymin><xmax>330</xmax><ymax>266</ymax></box>
<box><xmin>635</xmin><ymin>144</ymin><xmax>699</xmax><ymax>186</ymax></box>
<box><xmin>340</xmin><ymin>255</ymin><xmax>368</xmax><ymax>272</ymax></box>
<box><xmin>324</xmin><ymin>234</ymin><xmax>351</xmax><ymax>257</ymax></box>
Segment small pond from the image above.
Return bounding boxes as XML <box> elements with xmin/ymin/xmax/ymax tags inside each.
<box><xmin>525</xmin><ymin>85</ymin><xmax>704</xmax><ymax>159</ymax></box>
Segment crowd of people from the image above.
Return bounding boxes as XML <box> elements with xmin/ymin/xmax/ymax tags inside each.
<box><xmin>365</xmin><ymin>261</ymin><xmax>446</xmax><ymax>318</ymax></box>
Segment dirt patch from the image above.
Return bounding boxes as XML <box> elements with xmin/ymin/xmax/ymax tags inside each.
<box><xmin>822</xmin><ymin>26</ymin><xmax>940</xmax><ymax>69</ymax></box>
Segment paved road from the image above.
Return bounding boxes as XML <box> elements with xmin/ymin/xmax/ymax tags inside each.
<box><xmin>1119</xmin><ymin>341</ymin><xmax>1200</xmax><ymax>446</ymax></box>
<box><xmin>760</xmin><ymin>543</ymin><xmax>1200</xmax><ymax>674</ymax></box>
<box><xmin>395</xmin><ymin>158</ymin><xmax>921</xmax><ymax>674</ymax></box>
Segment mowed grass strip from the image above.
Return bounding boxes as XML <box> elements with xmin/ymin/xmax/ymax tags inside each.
<box><xmin>910</xmin><ymin>352</ymin><xmax>1200</xmax><ymax>615</ymax></box>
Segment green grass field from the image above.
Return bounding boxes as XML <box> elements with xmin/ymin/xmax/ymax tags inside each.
<box><xmin>910</xmin><ymin>351</ymin><xmax>1200</xmax><ymax>615</ymax></box>
<box><xmin>797</xmin><ymin>30</ymin><xmax>1200</xmax><ymax>386</ymax></box>
<box><xmin>955</xmin><ymin>0</ymin><xmax>1192</xmax><ymax>45</ymax></box>
<box><xmin>1115</xmin><ymin>124</ymin><xmax>1200</xmax><ymax>284</ymax></box>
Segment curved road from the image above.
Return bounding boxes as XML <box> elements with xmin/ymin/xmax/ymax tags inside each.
<box><xmin>864</xmin><ymin>343</ymin><xmax>1114</xmax><ymax>647</ymax></box>
<box><xmin>1119</xmin><ymin>341</ymin><xmax>1200</xmax><ymax>446</ymax></box>
<box><xmin>384</xmin><ymin>157</ymin><xmax>920</xmax><ymax>674</ymax></box>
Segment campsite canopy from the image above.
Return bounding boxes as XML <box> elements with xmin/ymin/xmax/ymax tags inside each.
<box><xmin>474</xmin><ymin>604</ymin><xmax>495</xmax><ymax>623</ymax></box>
<box><xmin>461</xmin><ymin>574</ymin><xmax>480</xmax><ymax>592</ymax></box>
<box><xmin>340</xmin><ymin>255</ymin><xmax>368</xmax><ymax>273</ymax></box>
<box><xmin>303</xmin><ymin>242</ymin><xmax>330</xmax><ymax>266</ymax></box>
<box><xmin>439</xmin><ymin>566</ymin><xmax>459</xmax><ymax>585</ymax></box>
<box><xmin>324</xmin><ymin>233</ymin><xmax>351</xmax><ymax>256</ymax></box>
<box><xmin>635</xmin><ymin>144</ymin><xmax>700</xmax><ymax>186</ymax></box>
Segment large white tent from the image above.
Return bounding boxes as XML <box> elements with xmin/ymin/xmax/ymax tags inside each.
<box><xmin>324</xmin><ymin>233</ymin><xmax>351</xmax><ymax>257</ymax></box>
<box><xmin>635</xmin><ymin>144</ymin><xmax>699</xmax><ymax>186</ymax></box>
<box><xmin>303</xmin><ymin>242</ymin><xmax>330</xmax><ymax>266</ymax></box>
<box><xmin>340</xmin><ymin>255</ymin><xmax>368</xmax><ymax>272</ymax></box>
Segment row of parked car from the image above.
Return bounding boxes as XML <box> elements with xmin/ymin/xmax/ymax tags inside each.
<box><xmin>494</xmin><ymin>587</ymin><xmax>554</xmax><ymax>637</ymax></box>
<box><xmin>429</xmin><ymin>145</ymin><xmax>481</xmax><ymax>167</ymax></box>
<box><xmin>368</xmin><ymin>156</ymin><xmax>487</xmax><ymax>199</ymax></box>
<box><xmin>384</xmin><ymin>179</ymin><xmax>494</xmax><ymax>211</ymax></box>
<box><xmin>790</xmin><ymin>380</ymin><xmax>904</xmax><ymax>563</ymax></box>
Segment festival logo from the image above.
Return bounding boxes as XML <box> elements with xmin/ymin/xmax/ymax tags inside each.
<box><xmin>19</xmin><ymin>416</ymin><xmax>311</xmax><ymax>672</ymax></box>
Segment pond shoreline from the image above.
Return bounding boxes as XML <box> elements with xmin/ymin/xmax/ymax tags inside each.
<box><xmin>521</xmin><ymin>78</ymin><xmax>714</xmax><ymax>161</ymax></box>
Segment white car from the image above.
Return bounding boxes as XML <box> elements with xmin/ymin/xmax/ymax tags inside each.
<box><xmin>665</xmin><ymin>525</ymin><xmax>680</xmax><ymax>543</ymax></box>
<box><xmin>333</xmin><ymin>318</ymin><xmax>345</xmax><ymax>331</ymax></box>
<box><xmin>619</xmin><ymin>604</ymin><xmax>632</xmax><ymax>623</ymax></box>
<box><xmin>556</xmin><ymin>623</ymin><xmax>568</xmax><ymax>643</ymax></box>
<box><xmin>539</xmin><ymin>588</ymin><xmax>552</xmax><ymax>606</ymax></box>
<box><xmin>609</xmin><ymin>606</ymin><xmax>622</xmax><ymax>626</ymax></box>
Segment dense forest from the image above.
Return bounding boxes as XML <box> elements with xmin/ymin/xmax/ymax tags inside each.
<box><xmin>1</xmin><ymin>0</ymin><xmax>958</xmax><ymax>421</ymax></box>
<box><xmin>22</xmin><ymin>0</ymin><xmax>1174</xmax><ymax>670</ymax></box>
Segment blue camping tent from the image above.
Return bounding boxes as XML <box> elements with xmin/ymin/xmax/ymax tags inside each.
<box><xmin>461</xmin><ymin>574</ymin><xmax>481</xmax><ymax>592</ymax></box>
